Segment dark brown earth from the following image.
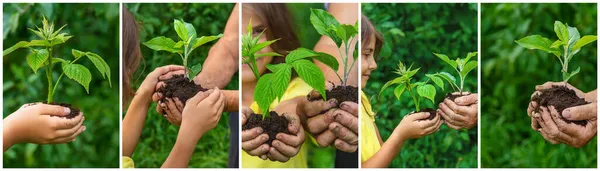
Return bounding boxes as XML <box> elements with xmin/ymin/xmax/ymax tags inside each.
<box><xmin>156</xmin><ymin>74</ymin><xmax>208</xmax><ymax>104</ymax></box>
<box><xmin>242</xmin><ymin>111</ymin><xmax>290</xmax><ymax>146</ymax></box>
<box><xmin>531</xmin><ymin>85</ymin><xmax>589</xmax><ymax>126</ymax></box>
<box><xmin>445</xmin><ymin>93</ymin><xmax>468</xmax><ymax>102</ymax></box>
<box><xmin>45</xmin><ymin>102</ymin><xmax>80</xmax><ymax>119</ymax></box>
<box><xmin>308</xmin><ymin>85</ymin><xmax>359</xmax><ymax>105</ymax></box>
<box><xmin>409</xmin><ymin>108</ymin><xmax>437</xmax><ymax>120</ymax></box>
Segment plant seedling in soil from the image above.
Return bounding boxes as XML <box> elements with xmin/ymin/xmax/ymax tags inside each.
<box><xmin>516</xmin><ymin>21</ymin><xmax>596</xmax><ymax>126</ymax></box>
<box><xmin>3</xmin><ymin>16</ymin><xmax>112</xmax><ymax>118</ymax></box>
<box><xmin>241</xmin><ymin>18</ymin><xmax>339</xmax><ymax>145</ymax></box>
<box><xmin>378</xmin><ymin>61</ymin><xmax>450</xmax><ymax>120</ymax></box>
<box><xmin>306</xmin><ymin>8</ymin><xmax>359</xmax><ymax>104</ymax></box>
<box><xmin>433</xmin><ymin>51</ymin><xmax>478</xmax><ymax>101</ymax></box>
<box><xmin>143</xmin><ymin>19</ymin><xmax>222</xmax><ymax>104</ymax></box>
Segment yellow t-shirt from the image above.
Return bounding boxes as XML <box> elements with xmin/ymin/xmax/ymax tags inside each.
<box><xmin>122</xmin><ymin>156</ymin><xmax>135</xmax><ymax>168</ymax></box>
<box><xmin>360</xmin><ymin>91</ymin><xmax>381</xmax><ymax>163</ymax></box>
<box><xmin>242</xmin><ymin>77</ymin><xmax>312</xmax><ymax>168</ymax></box>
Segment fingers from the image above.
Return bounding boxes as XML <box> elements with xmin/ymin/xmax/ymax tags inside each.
<box><xmin>306</xmin><ymin>111</ymin><xmax>334</xmax><ymax>134</ymax></box>
<box><xmin>329</xmin><ymin>122</ymin><xmax>358</xmax><ymax>145</ymax></box>
<box><xmin>334</xmin><ymin>139</ymin><xmax>357</xmax><ymax>153</ymax></box>
<box><xmin>187</xmin><ymin>89</ymin><xmax>213</xmax><ymax>106</ymax></box>
<box><xmin>158</xmin><ymin>70</ymin><xmax>185</xmax><ymax>80</ymax></box>
<box><xmin>562</xmin><ymin>103</ymin><xmax>597</xmax><ymax>121</ymax></box>
<box><xmin>267</xmin><ymin>147</ymin><xmax>290</xmax><ymax>162</ymax></box>
<box><xmin>153</xmin><ymin>65</ymin><xmax>185</xmax><ymax>76</ymax></box>
<box><xmin>51</xmin><ymin>126</ymin><xmax>86</xmax><ymax>144</ymax></box>
<box><xmin>242</xmin><ymin>127</ymin><xmax>263</xmax><ymax>141</ymax></box>
<box><xmin>527</xmin><ymin>101</ymin><xmax>538</xmax><ymax>117</ymax></box>
<box><xmin>50</xmin><ymin>112</ymin><xmax>84</xmax><ymax>129</ymax></box>
<box><xmin>417</xmin><ymin>116</ymin><xmax>438</xmax><ymax>130</ymax></box>
<box><xmin>36</xmin><ymin>104</ymin><xmax>71</xmax><ymax>117</ymax></box>
<box><xmin>538</xmin><ymin>106</ymin><xmax>572</xmax><ymax>144</ymax></box>
<box><xmin>315</xmin><ymin>130</ymin><xmax>336</xmax><ymax>147</ymax></box>
<box><xmin>531</xmin><ymin>118</ymin><xmax>540</xmax><ymax>130</ymax></box>
<box><xmin>339</xmin><ymin>101</ymin><xmax>359</xmax><ymax>117</ymax></box>
<box><xmin>550</xmin><ymin>107</ymin><xmax>584</xmax><ymax>136</ymax></box>
<box><xmin>442</xmin><ymin>99</ymin><xmax>471</xmax><ymax>116</ymax></box>
<box><xmin>535</xmin><ymin>82</ymin><xmax>561</xmax><ymax>91</ymax></box>
<box><xmin>405</xmin><ymin>112</ymin><xmax>430</xmax><ymax>121</ymax></box>
<box><xmin>241</xmin><ymin>107</ymin><xmax>254</xmax><ymax>125</ymax></box>
<box><xmin>199</xmin><ymin>88</ymin><xmax>222</xmax><ymax>106</ymax></box>
<box><xmin>438</xmin><ymin>103</ymin><xmax>466</xmax><ymax>124</ymax></box>
<box><xmin>282</xmin><ymin>113</ymin><xmax>301</xmax><ymax>134</ymax></box>
<box><xmin>332</xmin><ymin>110</ymin><xmax>358</xmax><ymax>133</ymax></box>
<box><xmin>538</xmin><ymin>128</ymin><xmax>560</xmax><ymax>144</ymax></box>
<box><xmin>444</xmin><ymin>120</ymin><xmax>461</xmax><ymax>130</ymax></box>
<box><xmin>276</xmin><ymin>130</ymin><xmax>304</xmax><ymax>148</ymax></box>
<box><xmin>455</xmin><ymin>93</ymin><xmax>478</xmax><ymax>106</ymax></box>
<box><xmin>306</xmin><ymin>90</ymin><xmax>324</xmax><ymax>101</ymax></box>
<box><xmin>152</xmin><ymin>92</ymin><xmax>163</xmax><ymax>103</ymax></box>
<box><xmin>272</xmin><ymin>140</ymin><xmax>300</xmax><ymax>157</ymax></box>
<box><xmin>246</xmin><ymin>144</ymin><xmax>270</xmax><ymax>157</ymax></box>
<box><xmin>301</xmin><ymin>99</ymin><xmax>338</xmax><ymax>118</ymax></box>
<box><xmin>424</xmin><ymin>117</ymin><xmax>443</xmax><ymax>134</ymax></box>
<box><xmin>54</xmin><ymin>116</ymin><xmax>85</xmax><ymax>137</ymax></box>
<box><xmin>242</xmin><ymin>133</ymin><xmax>269</xmax><ymax>151</ymax></box>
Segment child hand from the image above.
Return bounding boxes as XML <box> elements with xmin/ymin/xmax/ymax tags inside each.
<box><xmin>160</xmin><ymin>97</ymin><xmax>184</xmax><ymax>126</ymax></box>
<box><xmin>178</xmin><ymin>88</ymin><xmax>225</xmax><ymax>143</ymax></box>
<box><xmin>139</xmin><ymin>65</ymin><xmax>185</xmax><ymax>102</ymax></box>
<box><xmin>4</xmin><ymin>103</ymin><xmax>86</xmax><ymax>151</ymax></box>
<box><xmin>241</xmin><ymin>107</ymin><xmax>269</xmax><ymax>160</ymax></box>
<box><xmin>269</xmin><ymin>102</ymin><xmax>305</xmax><ymax>162</ymax></box>
<box><xmin>438</xmin><ymin>92</ymin><xmax>478</xmax><ymax>130</ymax></box>
<box><xmin>395</xmin><ymin>111</ymin><xmax>442</xmax><ymax>141</ymax></box>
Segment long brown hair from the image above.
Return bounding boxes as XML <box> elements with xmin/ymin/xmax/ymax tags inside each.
<box><xmin>361</xmin><ymin>14</ymin><xmax>383</xmax><ymax>57</ymax></box>
<box><xmin>244</xmin><ymin>3</ymin><xmax>300</xmax><ymax>64</ymax></box>
<box><xmin>122</xmin><ymin>8</ymin><xmax>143</xmax><ymax>107</ymax></box>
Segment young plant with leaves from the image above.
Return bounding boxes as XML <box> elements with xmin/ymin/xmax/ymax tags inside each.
<box><xmin>516</xmin><ymin>21</ymin><xmax>597</xmax><ymax>84</ymax></box>
<box><xmin>242</xmin><ymin>19</ymin><xmax>339</xmax><ymax>117</ymax></box>
<box><xmin>3</xmin><ymin>16</ymin><xmax>111</xmax><ymax>103</ymax></box>
<box><xmin>143</xmin><ymin>19</ymin><xmax>222</xmax><ymax>80</ymax></box>
<box><xmin>433</xmin><ymin>52</ymin><xmax>478</xmax><ymax>95</ymax></box>
<box><xmin>378</xmin><ymin>62</ymin><xmax>450</xmax><ymax>112</ymax></box>
<box><xmin>309</xmin><ymin>8</ymin><xmax>358</xmax><ymax>87</ymax></box>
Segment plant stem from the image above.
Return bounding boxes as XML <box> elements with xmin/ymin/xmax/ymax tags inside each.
<box><xmin>406</xmin><ymin>82</ymin><xmax>419</xmax><ymax>112</ymax></box>
<box><xmin>52</xmin><ymin>57</ymin><xmax>81</xmax><ymax>95</ymax></box>
<box><xmin>46</xmin><ymin>48</ymin><xmax>54</xmax><ymax>103</ymax></box>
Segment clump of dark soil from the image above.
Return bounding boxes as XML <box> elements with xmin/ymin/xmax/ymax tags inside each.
<box><xmin>445</xmin><ymin>93</ymin><xmax>468</xmax><ymax>102</ymax></box>
<box><xmin>409</xmin><ymin>108</ymin><xmax>437</xmax><ymax>120</ymax></box>
<box><xmin>531</xmin><ymin>85</ymin><xmax>589</xmax><ymax>126</ymax></box>
<box><xmin>156</xmin><ymin>74</ymin><xmax>207</xmax><ymax>104</ymax></box>
<box><xmin>307</xmin><ymin>85</ymin><xmax>359</xmax><ymax>105</ymax></box>
<box><xmin>44</xmin><ymin>102</ymin><xmax>81</xmax><ymax>119</ymax></box>
<box><xmin>242</xmin><ymin>111</ymin><xmax>290</xmax><ymax>145</ymax></box>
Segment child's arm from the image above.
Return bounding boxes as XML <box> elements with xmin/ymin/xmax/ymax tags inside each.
<box><xmin>122</xmin><ymin>65</ymin><xmax>185</xmax><ymax>157</ymax></box>
<box><xmin>362</xmin><ymin>112</ymin><xmax>442</xmax><ymax>168</ymax></box>
<box><xmin>162</xmin><ymin>88</ymin><xmax>225</xmax><ymax>168</ymax></box>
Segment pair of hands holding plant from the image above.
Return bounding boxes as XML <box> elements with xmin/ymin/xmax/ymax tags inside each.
<box><xmin>4</xmin><ymin>103</ymin><xmax>86</xmax><ymax>151</ymax></box>
<box><xmin>527</xmin><ymin>82</ymin><xmax>597</xmax><ymax>148</ymax></box>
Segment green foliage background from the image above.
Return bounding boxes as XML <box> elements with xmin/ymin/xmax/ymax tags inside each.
<box><xmin>124</xmin><ymin>3</ymin><xmax>236</xmax><ymax>168</ymax></box>
<box><xmin>3</xmin><ymin>3</ymin><xmax>119</xmax><ymax>168</ymax></box>
<box><xmin>362</xmin><ymin>3</ymin><xmax>478</xmax><ymax>168</ymax></box>
<box><xmin>481</xmin><ymin>3</ymin><xmax>597</xmax><ymax>168</ymax></box>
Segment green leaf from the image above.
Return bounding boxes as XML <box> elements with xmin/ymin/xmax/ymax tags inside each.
<box><xmin>255</xmin><ymin>73</ymin><xmax>276</xmax><ymax>115</ymax></box>
<box><xmin>464</xmin><ymin>52</ymin><xmax>477</xmax><ymax>63</ymax></box>
<box><xmin>313</xmin><ymin>52</ymin><xmax>339</xmax><ymax>71</ymax></box>
<box><xmin>143</xmin><ymin>36</ymin><xmax>182</xmax><ymax>54</ymax></box>
<box><xmin>51</xmin><ymin>58</ymin><xmax>68</xmax><ymax>65</ymax></box>
<box><xmin>564</xmin><ymin>67</ymin><xmax>580</xmax><ymax>82</ymax></box>
<box><xmin>271</xmin><ymin>64</ymin><xmax>292</xmax><ymax>101</ymax></box>
<box><xmin>291</xmin><ymin>59</ymin><xmax>326</xmax><ymax>100</ymax></box>
<box><xmin>335</xmin><ymin>24</ymin><xmax>358</xmax><ymax>45</ymax></box>
<box><xmin>71</xmin><ymin>49</ymin><xmax>85</xmax><ymax>59</ymax></box>
<box><xmin>426</xmin><ymin>74</ymin><xmax>444</xmax><ymax>91</ymax></box>
<box><xmin>572</xmin><ymin>35</ymin><xmax>597</xmax><ymax>51</ymax></box>
<box><xmin>378</xmin><ymin>77</ymin><xmax>406</xmax><ymax>99</ymax></box>
<box><xmin>85</xmin><ymin>52</ymin><xmax>112</xmax><ymax>86</ymax></box>
<box><xmin>50</xmin><ymin>33</ymin><xmax>72</xmax><ymax>46</ymax></box>
<box><xmin>26</xmin><ymin>49</ymin><xmax>49</xmax><ymax>73</ymax></box>
<box><xmin>460</xmin><ymin>61</ymin><xmax>478</xmax><ymax>78</ymax></box>
<box><xmin>249</xmin><ymin>39</ymin><xmax>279</xmax><ymax>55</ymax></box>
<box><xmin>393</xmin><ymin>84</ymin><xmax>406</xmax><ymax>100</ymax></box>
<box><xmin>310</xmin><ymin>8</ymin><xmax>340</xmax><ymax>38</ymax></box>
<box><xmin>189</xmin><ymin>63</ymin><xmax>202</xmax><ymax>80</ymax></box>
<box><xmin>550</xmin><ymin>40</ymin><xmax>564</xmax><ymax>48</ymax></box>
<box><xmin>62</xmin><ymin>63</ymin><xmax>92</xmax><ymax>93</ymax></box>
<box><xmin>554</xmin><ymin>21</ymin><xmax>569</xmax><ymax>42</ymax></box>
<box><xmin>255</xmin><ymin>52</ymin><xmax>282</xmax><ymax>58</ymax></box>
<box><xmin>433</xmin><ymin>52</ymin><xmax>457</xmax><ymax>69</ymax></box>
<box><xmin>3</xmin><ymin>41</ymin><xmax>30</xmax><ymax>56</ymax></box>
<box><xmin>192</xmin><ymin>34</ymin><xmax>223</xmax><ymax>49</ymax></box>
<box><xmin>417</xmin><ymin>84</ymin><xmax>436</xmax><ymax>104</ymax></box>
<box><xmin>515</xmin><ymin>35</ymin><xmax>556</xmax><ymax>53</ymax></box>
<box><xmin>174</xmin><ymin>19</ymin><xmax>188</xmax><ymax>41</ymax></box>
<box><xmin>184</xmin><ymin>21</ymin><xmax>197</xmax><ymax>41</ymax></box>
<box><xmin>285</xmin><ymin>48</ymin><xmax>317</xmax><ymax>63</ymax></box>
<box><xmin>266</xmin><ymin>63</ymin><xmax>287</xmax><ymax>73</ymax></box>
<box><xmin>438</xmin><ymin>72</ymin><xmax>457</xmax><ymax>83</ymax></box>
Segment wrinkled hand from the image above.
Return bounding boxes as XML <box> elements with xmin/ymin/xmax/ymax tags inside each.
<box><xmin>396</xmin><ymin>111</ymin><xmax>442</xmax><ymax>141</ymax></box>
<box><xmin>4</xmin><ymin>103</ymin><xmax>86</xmax><ymax>149</ymax></box>
<box><xmin>160</xmin><ymin>98</ymin><xmax>184</xmax><ymax>126</ymax></box>
<box><xmin>297</xmin><ymin>89</ymin><xmax>338</xmax><ymax>147</ymax></box>
<box><xmin>241</xmin><ymin>107</ymin><xmax>269</xmax><ymax>160</ymax></box>
<box><xmin>534</xmin><ymin>106</ymin><xmax>597</xmax><ymax>148</ymax></box>
<box><xmin>268</xmin><ymin>101</ymin><xmax>305</xmax><ymax>162</ymax></box>
<box><xmin>438</xmin><ymin>92</ymin><xmax>478</xmax><ymax>130</ymax></box>
<box><xmin>329</xmin><ymin>102</ymin><xmax>359</xmax><ymax>152</ymax></box>
<box><xmin>179</xmin><ymin>88</ymin><xmax>225</xmax><ymax>142</ymax></box>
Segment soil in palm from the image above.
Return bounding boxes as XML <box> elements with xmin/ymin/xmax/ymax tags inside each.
<box><xmin>308</xmin><ymin>85</ymin><xmax>359</xmax><ymax>105</ymax></box>
<box><xmin>408</xmin><ymin>108</ymin><xmax>437</xmax><ymax>120</ymax></box>
<box><xmin>156</xmin><ymin>74</ymin><xmax>208</xmax><ymax>104</ymax></box>
<box><xmin>242</xmin><ymin>111</ymin><xmax>290</xmax><ymax>146</ymax></box>
<box><xmin>531</xmin><ymin>85</ymin><xmax>589</xmax><ymax>126</ymax></box>
<box><xmin>42</xmin><ymin>102</ymin><xmax>81</xmax><ymax>119</ymax></box>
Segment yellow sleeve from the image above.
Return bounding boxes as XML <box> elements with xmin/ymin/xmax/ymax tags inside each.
<box><xmin>360</xmin><ymin>91</ymin><xmax>381</xmax><ymax>163</ymax></box>
<box><xmin>242</xmin><ymin>78</ymin><xmax>312</xmax><ymax>168</ymax></box>
<box><xmin>122</xmin><ymin>156</ymin><xmax>135</xmax><ymax>168</ymax></box>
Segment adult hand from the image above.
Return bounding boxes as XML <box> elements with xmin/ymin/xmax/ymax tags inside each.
<box><xmin>329</xmin><ymin>102</ymin><xmax>359</xmax><ymax>152</ymax></box>
<box><xmin>297</xmin><ymin>90</ymin><xmax>338</xmax><ymax>148</ymax></box>
<box><xmin>241</xmin><ymin>107</ymin><xmax>269</xmax><ymax>160</ymax></box>
<box><xmin>160</xmin><ymin>98</ymin><xmax>184</xmax><ymax>126</ymax></box>
<box><xmin>179</xmin><ymin>88</ymin><xmax>225</xmax><ymax>142</ymax></box>
<box><xmin>4</xmin><ymin>103</ymin><xmax>86</xmax><ymax>151</ymax></box>
<box><xmin>395</xmin><ymin>111</ymin><xmax>442</xmax><ymax>141</ymax></box>
<box><xmin>438</xmin><ymin>92</ymin><xmax>478</xmax><ymax>130</ymax></box>
<box><xmin>534</xmin><ymin>106</ymin><xmax>597</xmax><ymax>148</ymax></box>
<box><xmin>268</xmin><ymin>101</ymin><xmax>305</xmax><ymax>162</ymax></box>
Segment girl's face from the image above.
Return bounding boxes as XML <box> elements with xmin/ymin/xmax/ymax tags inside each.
<box><xmin>361</xmin><ymin>34</ymin><xmax>377</xmax><ymax>89</ymax></box>
<box><xmin>242</xmin><ymin>8</ymin><xmax>273</xmax><ymax>83</ymax></box>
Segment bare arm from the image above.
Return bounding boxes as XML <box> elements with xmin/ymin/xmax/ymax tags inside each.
<box><xmin>361</xmin><ymin>127</ymin><xmax>406</xmax><ymax>168</ymax></box>
<box><xmin>193</xmin><ymin>3</ymin><xmax>240</xmax><ymax>89</ymax></box>
<box><xmin>122</xmin><ymin>91</ymin><xmax>152</xmax><ymax>157</ymax></box>
<box><xmin>223</xmin><ymin>90</ymin><xmax>239</xmax><ymax>112</ymax></box>
<box><xmin>313</xmin><ymin>3</ymin><xmax>359</xmax><ymax>86</ymax></box>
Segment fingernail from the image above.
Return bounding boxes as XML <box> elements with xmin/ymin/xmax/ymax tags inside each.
<box><xmin>64</xmin><ymin>107</ymin><xmax>71</xmax><ymax>114</ymax></box>
<box><xmin>83</xmin><ymin>126</ymin><xmax>87</xmax><ymax>131</ymax></box>
<box><xmin>563</xmin><ymin>110</ymin><xmax>571</xmax><ymax>119</ymax></box>
<box><xmin>262</xmin><ymin>135</ymin><xmax>268</xmax><ymax>141</ymax></box>
<box><xmin>456</xmin><ymin>99</ymin><xmax>463</xmax><ymax>104</ymax></box>
<box><xmin>277</xmin><ymin>134</ymin><xmax>282</xmax><ymax>139</ymax></box>
<box><xmin>333</xmin><ymin>125</ymin><xmax>340</xmax><ymax>132</ymax></box>
<box><xmin>330</xmin><ymin>99</ymin><xmax>339</xmax><ymax>107</ymax></box>
<box><xmin>256</xmin><ymin>128</ymin><xmax>263</xmax><ymax>134</ymax></box>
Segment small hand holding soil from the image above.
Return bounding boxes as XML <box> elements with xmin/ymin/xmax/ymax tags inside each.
<box><xmin>396</xmin><ymin>110</ymin><xmax>443</xmax><ymax>140</ymax></box>
<box><xmin>268</xmin><ymin>111</ymin><xmax>305</xmax><ymax>162</ymax></box>
<box><xmin>241</xmin><ymin>107</ymin><xmax>270</xmax><ymax>160</ymax></box>
<box><xmin>438</xmin><ymin>92</ymin><xmax>478</xmax><ymax>130</ymax></box>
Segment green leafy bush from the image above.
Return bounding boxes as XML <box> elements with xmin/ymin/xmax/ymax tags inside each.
<box><xmin>433</xmin><ymin>52</ymin><xmax>478</xmax><ymax>94</ymax></box>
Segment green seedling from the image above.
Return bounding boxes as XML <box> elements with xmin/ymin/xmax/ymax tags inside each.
<box><xmin>242</xmin><ymin>18</ymin><xmax>339</xmax><ymax>118</ymax></box>
<box><xmin>433</xmin><ymin>52</ymin><xmax>478</xmax><ymax>95</ymax></box>
<box><xmin>143</xmin><ymin>19</ymin><xmax>222</xmax><ymax>80</ymax></box>
<box><xmin>378</xmin><ymin>61</ymin><xmax>450</xmax><ymax>112</ymax></box>
<box><xmin>516</xmin><ymin>21</ymin><xmax>597</xmax><ymax>83</ymax></box>
<box><xmin>3</xmin><ymin>16</ymin><xmax>112</xmax><ymax>103</ymax></box>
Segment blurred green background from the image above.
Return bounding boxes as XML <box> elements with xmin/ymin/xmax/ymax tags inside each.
<box><xmin>481</xmin><ymin>3</ymin><xmax>597</xmax><ymax>168</ymax></box>
<box><xmin>124</xmin><ymin>3</ymin><xmax>237</xmax><ymax>168</ymax></box>
<box><xmin>362</xmin><ymin>3</ymin><xmax>478</xmax><ymax>168</ymax></box>
<box><xmin>3</xmin><ymin>3</ymin><xmax>119</xmax><ymax>168</ymax></box>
